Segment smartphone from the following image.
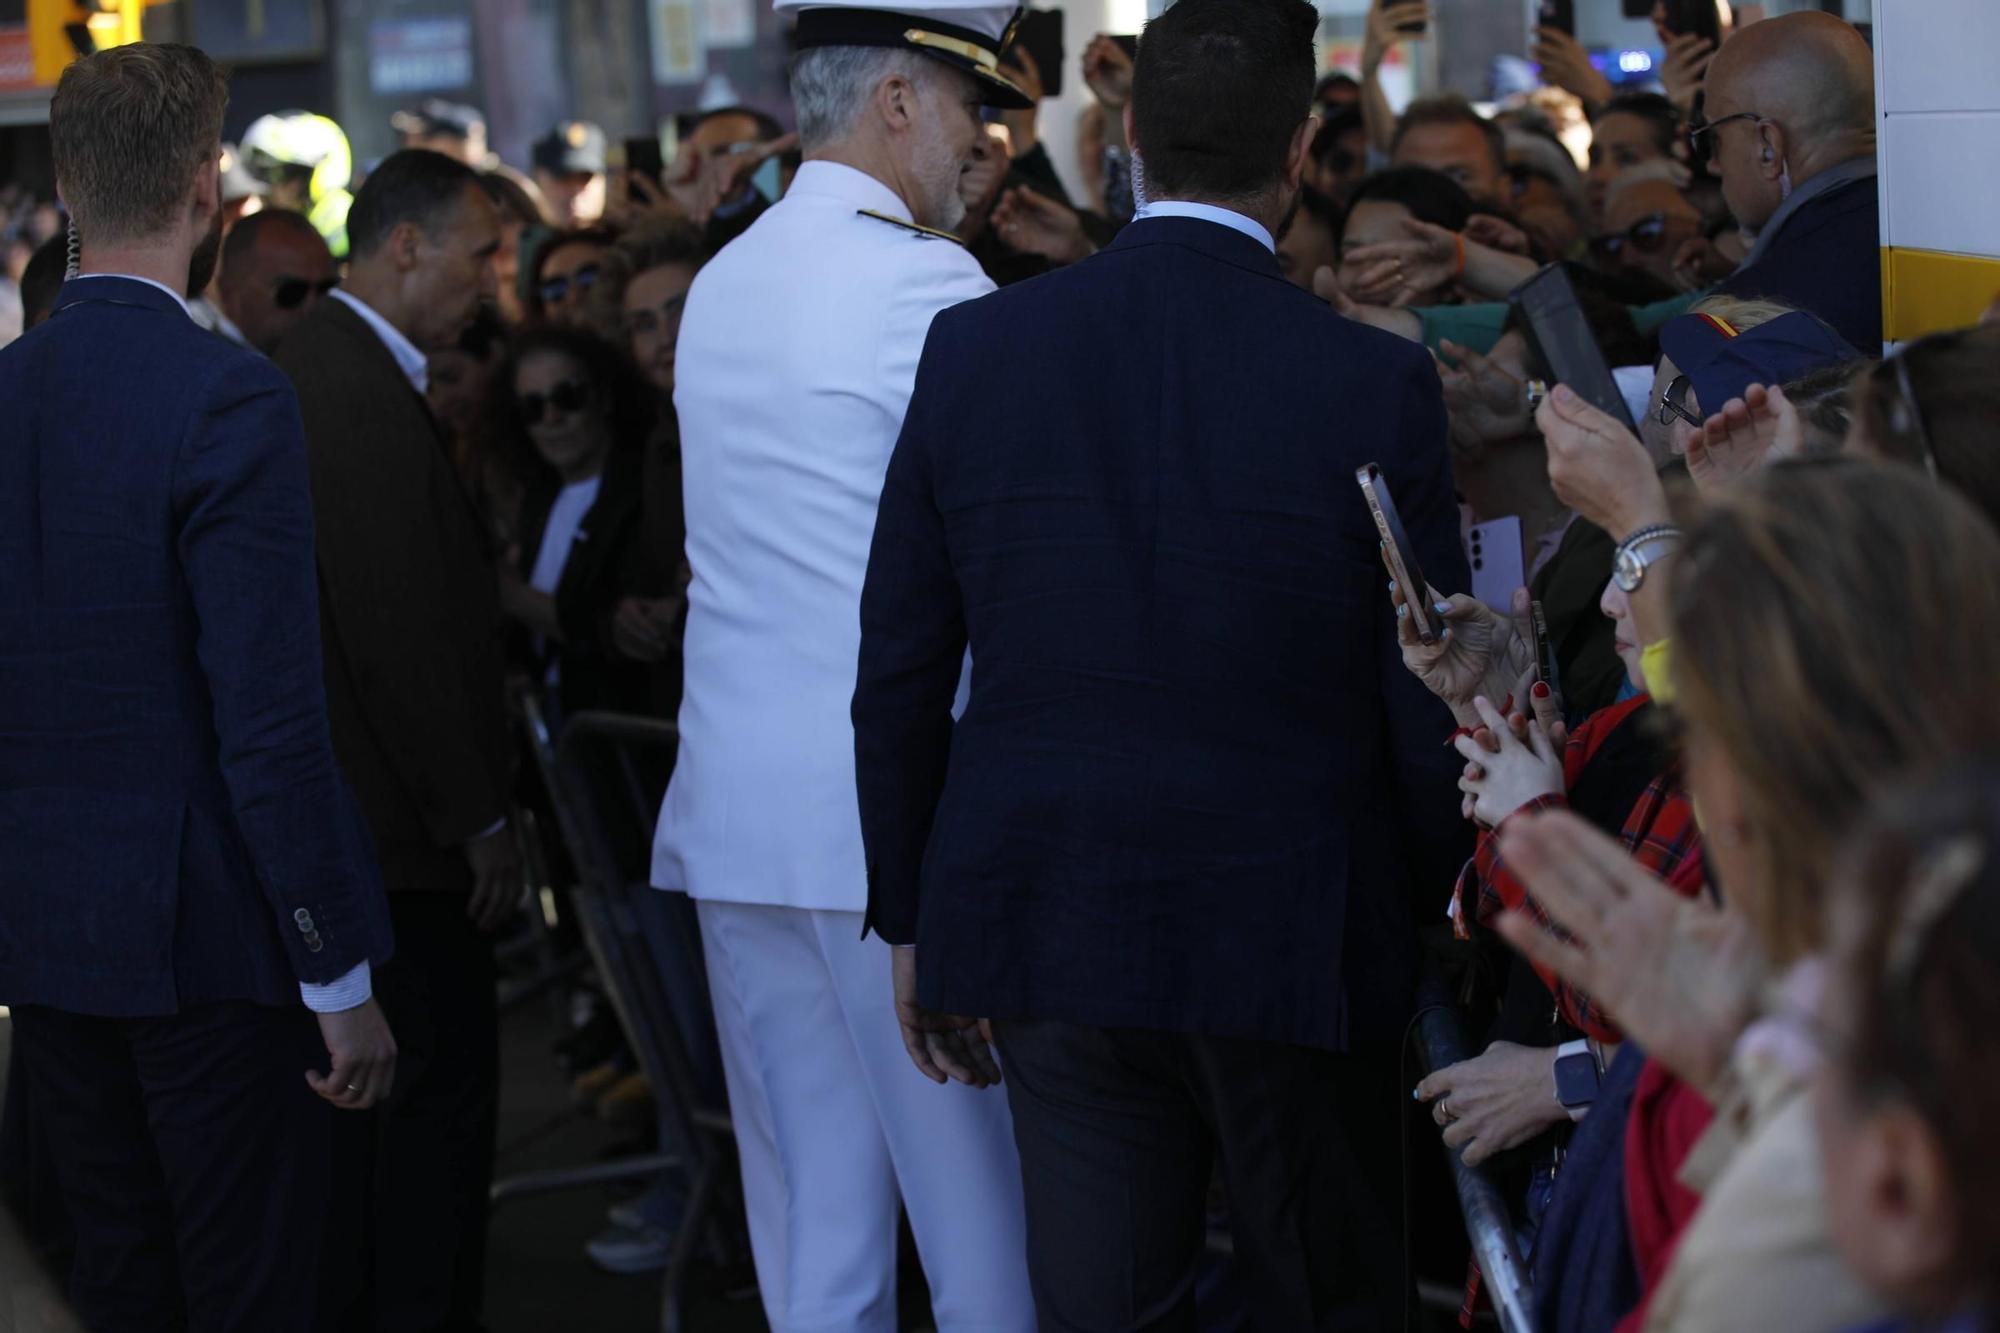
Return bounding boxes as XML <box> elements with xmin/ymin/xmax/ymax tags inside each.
<box><xmin>1358</xmin><ymin>463</ymin><xmax>1440</xmax><ymax>646</ymax></box>
<box><xmin>1468</xmin><ymin>516</ymin><xmax>1526</xmax><ymax>615</ymax></box>
<box><xmin>750</xmin><ymin>154</ymin><xmax>783</xmax><ymax>204</ymax></box>
<box><xmin>1377</xmin><ymin>0</ymin><xmax>1426</xmax><ymax>37</ymax></box>
<box><xmin>1110</xmin><ymin>33</ymin><xmax>1138</xmax><ymax>58</ymax></box>
<box><xmin>1528</xmin><ymin>599</ymin><xmax>1564</xmax><ymax>714</ymax></box>
<box><xmin>1536</xmin><ymin>0</ymin><xmax>1575</xmax><ymax>37</ymax></box>
<box><xmin>1620</xmin><ymin>0</ymin><xmax>1652</xmax><ymax>15</ymax></box>
<box><xmin>1658</xmin><ymin>0</ymin><xmax>1723</xmax><ymax>48</ymax></box>
<box><xmin>1510</xmin><ymin>264</ymin><xmax>1637</xmax><ymax>431</ymax></box>
<box><xmin>624</xmin><ymin>136</ymin><xmax>664</xmax><ymax>202</ymax></box>
<box><xmin>1013</xmin><ymin>9</ymin><xmax>1064</xmax><ymax>98</ymax></box>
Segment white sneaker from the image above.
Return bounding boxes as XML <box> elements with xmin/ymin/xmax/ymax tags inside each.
<box><xmin>586</xmin><ymin>1224</ymin><xmax>672</xmax><ymax>1275</ymax></box>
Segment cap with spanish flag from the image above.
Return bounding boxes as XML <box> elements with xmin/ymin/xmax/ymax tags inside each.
<box><xmin>1659</xmin><ymin>309</ymin><xmax>1861</xmax><ymax>421</ymax></box>
<box><xmin>781</xmin><ymin>2</ymin><xmax>1033</xmax><ymax>109</ymax></box>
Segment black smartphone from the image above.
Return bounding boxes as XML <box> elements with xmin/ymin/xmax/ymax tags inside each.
<box><xmin>1621</xmin><ymin>0</ymin><xmax>1653</xmax><ymax>17</ymax></box>
<box><xmin>1658</xmin><ymin>0</ymin><xmax>1723</xmax><ymax>48</ymax></box>
<box><xmin>1536</xmin><ymin>0</ymin><xmax>1575</xmax><ymax>37</ymax></box>
<box><xmin>1510</xmin><ymin>264</ymin><xmax>1637</xmax><ymax>431</ymax></box>
<box><xmin>624</xmin><ymin>136</ymin><xmax>664</xmax><ymax>202</ymax></box>
<box><xmin>1377</xmin><ymin>0</ymin><xmax>1426</xmax><ymax>38</ymax></box>
<box><xmin>1012</xmin><ymin>9</ymin><xmax>1064</xmax><ymax>98</ymax></box>
<box><xmin>1110</xmin><ymin>33</ymin><xmax>1138</xmax><ymax>58</ymax></box>
<box><xmin>1529</xmin><ymin>599</ymin><xmax>1564</xmax><ymax>715</ymax></box>
<box><xmin>1358</xmin><ymin>463</ymin><xmax>1441</xmax><ymax>646</ymax></box>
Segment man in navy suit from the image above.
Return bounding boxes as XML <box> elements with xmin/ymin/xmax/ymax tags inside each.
<box><xmin>0</xmin><ymin>45</ymin><xmax>396</xmax><ymax>1332</ymax></box>
<box><xmin>853</xmin><ymin>0</ymin><xmax>1468</xmax><ymax>1326</ymax></box>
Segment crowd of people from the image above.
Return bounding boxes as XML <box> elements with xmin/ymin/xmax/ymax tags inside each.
<box><xmin>3</xmin><ymin>0</ymin><xmax>1999</xmax><ymax>1331</ymax></box>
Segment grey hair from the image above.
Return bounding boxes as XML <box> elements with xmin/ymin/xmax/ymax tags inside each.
<box><xmin>788</xmin><ymin>45</ymin><xmax>941</xmax><ymax>152</ymax></box>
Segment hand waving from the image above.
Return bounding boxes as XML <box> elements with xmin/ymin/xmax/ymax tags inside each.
<box><xmin>1686</xmin><ymin>382</ymin><xmax>1801</xmax><ymax>488</ymax></box>
<box><xmin>1492</xmin><ymin>810</ymin><xmax>1767</xmax><ymax>1093</ymax></box>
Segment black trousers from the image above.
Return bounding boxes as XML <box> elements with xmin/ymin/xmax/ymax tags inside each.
<box><xmin>10</xmin><ymin>1000</ymin><xmax>332</xmax><ymax>1333</ymax></box>
<box><xmin>992</xmin><ymin>1021</ymin><xmax>1408</xmax><ymax>1333</ymax></box>
<box><xmin>317</xmin><ymin>893</ymin><xmax>500</xmax><ymax>1333</ymax></box>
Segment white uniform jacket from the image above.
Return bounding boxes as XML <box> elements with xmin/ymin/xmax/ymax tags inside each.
<box><xmin>652</xmin><ymin>159</ymin><xmax>995</xmax><ymax>910</ymax></box>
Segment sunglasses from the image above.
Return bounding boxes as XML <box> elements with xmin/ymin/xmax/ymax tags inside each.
<box><xmin>274</xmin><ymin>276</ymin><xmax>339</xmax><ymax>310</ymax></box>
<box><xmin>1888</xmin><ymin>352</ymin><xmax>1941</xmax><ymax>484</ymax></box>
<box><xmin>1656</xmin><ymin>374</ymin><xmax>1703</xmax><ymax>429</ymax></box>
<box><xmin>539</xmin><ymin>264</ymin><xmax>601</xmax><ymax>306</ymax></box>
<box><xmin>1687</xmin><ymin>109</ymin><xmax>1761</xmax><ymax>154</ymax></box>
<box><xmin>1590</xmin><ymin>212</ymin><xmax>1670</xmax><ymax>260</ymax></box>
<box><xmin>517</xmin><ymin>379</ymin><xmax>590</xmax><ymax>425</ymax></box>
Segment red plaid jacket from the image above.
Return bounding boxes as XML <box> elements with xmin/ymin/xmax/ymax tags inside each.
<box><xmin>1463</xmin><ymin>694</ymin><xmax>1703</xmax><ymax>1043</ymax></box>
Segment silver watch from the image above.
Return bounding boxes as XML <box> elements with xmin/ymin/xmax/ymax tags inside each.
<box><xmin>1613</xmin><ymin>524</ymin><xmax>1683</xmax><ymax>594</ymax></box>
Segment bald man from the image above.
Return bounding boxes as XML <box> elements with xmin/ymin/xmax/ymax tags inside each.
<box><xmin>1699</xmin><ymin>10</ymin><xmax>1881</xmax><ymax>347</ymax></box>
<box><xmin>214</xmin><ymin>207</ymin><xmax>338</xmax><ymax>355</ymax></box>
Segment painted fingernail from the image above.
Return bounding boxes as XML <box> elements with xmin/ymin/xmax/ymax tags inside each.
<box><xmin>1396</xmin><ymin>605</ymin><xmax>1409</xmax><ymax>620</ymax></box>
<box><xmin>1532</xmin><ymin>682</ymin><xmax>1551</xmax><ymax>700</ymax></box>
<box><xmin>1388</xmin><ymin>579</ymin><xmax>1398</xmax><ymax>593</ymax></box>
<box><xmin>1434</xmin><ymin>601</ymin><xmax>1451</xmax><ymax>616</ymax></box>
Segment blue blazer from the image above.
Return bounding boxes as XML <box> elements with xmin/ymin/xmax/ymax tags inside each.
<box><xmin>0</xmin><ymin>278</ymin><xmax>393</xmax><ymax>1017</ymax></box>
<box><xmin>854</xmin><ymin>216</ymin><xmax>1469</xmax><ymax>1051</ymax></box>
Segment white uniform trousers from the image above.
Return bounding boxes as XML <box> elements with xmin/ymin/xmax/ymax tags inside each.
<box><xmin>694</xmin><ymin>899</ymin><xmax>1034</xmax><ymax>1333</ymax></box>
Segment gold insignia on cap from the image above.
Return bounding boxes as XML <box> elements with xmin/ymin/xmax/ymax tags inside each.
<box><xmin>903</xmin><ymin>26</ymin><xmax>1000</xmax><ymax>73</ymax></box>
<box><xmin>566</xmin><ymin>123</ymin><xmax>588</xmax><ymax>147</ymax></box>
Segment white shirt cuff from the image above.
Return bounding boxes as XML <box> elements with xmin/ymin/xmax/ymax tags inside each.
<box><xmin>300</xmin><ymin>961</ymin><xmax>372</xmax><ymax>1013</ymax></box>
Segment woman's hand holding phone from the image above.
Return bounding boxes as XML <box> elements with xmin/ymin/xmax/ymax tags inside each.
<box><xmin>1388</xmin><ymin>574</ymin><xmax>1532</xmax><ymax>731</ymax></box>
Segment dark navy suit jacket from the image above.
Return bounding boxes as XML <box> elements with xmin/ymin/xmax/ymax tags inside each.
<box><xmin>0</xmin><ymin>277</ymin><xmax>393</xmax><ymax>1017</ymax></box>
<box><xmin>1716</xmin><ymin>168</ymin><xmax>1881</xmax><ymax>350</ymax></box>
<box><xmin>854</xmin><ymin>216</ymin><xmax>1469</xmax><ymax>1051</ymax></box>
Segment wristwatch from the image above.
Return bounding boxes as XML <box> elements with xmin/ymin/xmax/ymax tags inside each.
<box><xmin>1613</xmin><ymin>524</ymin><xmax>1684</xmax><ymax>594</ymax></box>
<box><xmin>1553</xmin><ymin>1039</ymin><xmax>1601</xmax><ymax>1120</ymax></box>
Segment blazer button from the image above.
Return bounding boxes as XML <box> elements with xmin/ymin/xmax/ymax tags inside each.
<box><xmin>293</xmin><ymin>908</ymin><xmax>311</xmax><ymax>925</ymax></box>
<box><xmin>304</xmin><ymin>932</ymin><xmax>325</xmax><ymax>953</ymax></box>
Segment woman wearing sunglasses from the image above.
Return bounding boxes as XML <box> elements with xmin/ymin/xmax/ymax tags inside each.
<box><xmin>527</xmin><ymin>227</ymin><xmax>614</xmax><ymax>331</ymax></box>
<box><xmin>492</xmin><ymin>325</ymin><xmax>660</xmax><ymax>716</ymax></box>
<box><xmin>1592</xmin><ymin>175</ymin><xmax>1703</xmax><ymax>293</ymax></box>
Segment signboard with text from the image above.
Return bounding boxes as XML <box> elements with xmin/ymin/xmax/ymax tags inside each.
<box><xmin>369</xmin><ymin>15</ymin><xmax>473</xmax><ymax>95</ymax></box>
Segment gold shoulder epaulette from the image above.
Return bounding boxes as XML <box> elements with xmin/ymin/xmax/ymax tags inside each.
<box><xmin>856</xmin><ymin>209</ymin><xmax>964</xmax><ymax>244</ymax></box>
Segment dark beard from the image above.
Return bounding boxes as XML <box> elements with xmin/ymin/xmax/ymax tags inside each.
<box><xmin>185</xmin><ymin>208</ymin><xmax>225</xmax><ymax>297</ymax></box>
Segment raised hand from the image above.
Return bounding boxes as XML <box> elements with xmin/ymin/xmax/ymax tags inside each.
<box><xmin>1439</xmin><ymin>336</ymin><xmax>1532</xmax><ymax>460</ymax></box>
<box><xmin>1364</xmin><ymin>1</ymin><xmax>1432</xmax><ymax>74</ymax></box>
<box><xmin>1391</xmin><ymin>576</ymin><xmax>1533</xmax><ymax>729</ymax></box>
<box><xmin>1535</xmin><ymin>384</ymin><xmax>1672</xmax><ymax>540</ymax></box>
<box><xmin>1686</xmin><ymin>382</ymin><xmax>1801</xmax><ymax>488</ymax></box>
<box><xmin>1453</xmin><ymin>695</ymin><xmax>1563</xmax><ymax>827</ymax></box>
<box><xmin>1492</xmin><ymin>810</ymin><xmax>1767</xmax><ymax>1093</ymax></box>
<box><xmin>1312</xmin><ymin>266</ymin><xmax>1423</xmax><ymax>342</ymax></box>
<box><xmin>1532</xmin><ymin>25</ymin><xmax>1613</xmax><ymax>107</ymax></box>
<box><xmin>1081</xmin><ymin>34</ymin><xmax>1135</xmax><ymax>110</ymax></box>
<box><xmin>992</xmin><ymin>186</ymin><xmax>1097</xmax><ymax>264</ymax></box>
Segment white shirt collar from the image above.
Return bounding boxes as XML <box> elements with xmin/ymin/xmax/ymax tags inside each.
<box><xmin>70</xmin><ymin>272</ymin><xmax>193</xmax><ymax>319</ymax></box>
<box><xmin>786</xmin><ymin>159</ymin><xmax>914</xmax><ymax>224</ymax></box>
<box><xmin>330</xmin><ymin>287</ymin><xmax>429</xmax><ymax>394</ymax></box>
<box><xmin>207</xmin><ymin>303</ymin><xmax>251</xmax><ymax>349</ymax></box>
<box><xmin>1134</xmin><ymin>200</ymin><xmax>1276</xmax><ymax>254</ymax></box>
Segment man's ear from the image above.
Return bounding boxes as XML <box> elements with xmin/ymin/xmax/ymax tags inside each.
<box><xmin>388</xmin><ymin>218</ymin><xmax>425</xmax><ymax>273</ymax></box>
<box><xmin>875</xmin><ymin>71</ymin><xmax>920</xmax><ymax>136</ymax></box>
<box><xmin>1285</xmin><ymin>116</ymin><xmax>1321</xmax><ymax>192</ymax></box>
<box><xmin>193</xmin><ymin>152</ymin><xmax>222</xmax><ymax>221</ymax></box>
<box><xmin>1757</xmin><ymin>120</ymin><xmax>1789</xmax><ymax>180</ymax></box>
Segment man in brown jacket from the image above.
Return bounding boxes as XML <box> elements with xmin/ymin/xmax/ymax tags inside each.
<box><xmin>274</xmin><ymin>148</ymin><xmax>517</xmax><ymax>1333</ymax></box>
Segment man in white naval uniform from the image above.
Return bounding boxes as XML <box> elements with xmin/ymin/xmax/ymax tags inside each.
<box><xmin>650</xmin><ymin>4</ymin><xmax>1034</xmax><ymax>1329</ymax></box>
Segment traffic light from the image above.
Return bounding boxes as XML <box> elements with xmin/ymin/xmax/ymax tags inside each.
<box><xmin>28</xmin><ymin>0</ymin><xmax>147</xmax><ymax>85</ymax></box>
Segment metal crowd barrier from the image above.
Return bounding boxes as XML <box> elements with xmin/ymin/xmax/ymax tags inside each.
<box><xmin>1411</xmin><ymin>972</ymin><xmax>1541</xmax><ymax>1333</ymax></box>
<box><xmin>487</xmin><ymin>694</ymin><xmax>742</xmax><ymax>1333</ymax></box>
